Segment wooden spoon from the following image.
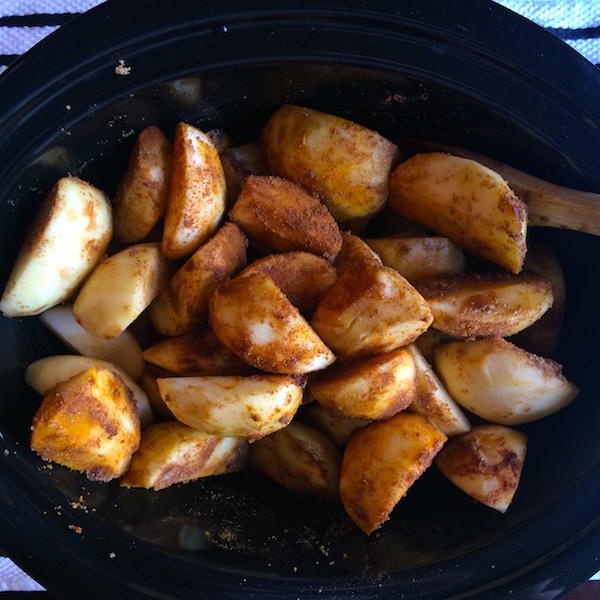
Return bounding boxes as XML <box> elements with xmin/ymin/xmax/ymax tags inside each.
<box><xmin>402</xmin><ymin>141</ymin><xmax>600</xmax><ymax>236</ymax></box>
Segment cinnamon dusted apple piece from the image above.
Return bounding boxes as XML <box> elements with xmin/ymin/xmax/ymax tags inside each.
<box><xmin>261</xmin><ymin>105</ymin><xmax>400</xmax><ymax>226</ymax></box>
<box><xmin>113</xmin><ymin>126</ymin><xmax>172</xmax><ymax>243</ymax></box>
<box><xmin>310</xmin><ymin>246</ymin><xmax>433</xmax><ymax>361</ymax></box>
<box><xmin>434</xmin><ymin>337</ymin><xmax>579</xmax><ymax>425</ymax></box>
<box><xmin>149</xmin><ymin>222</ymin><xmax>248</xmax><ymax>336</ymax></box>
<box><xmin>31</xmin><ymin>366</ymin><xmax>141</xmax><ymax>481</ymax></box>
<box><xmin>249</xmin><ymin>421</ymin><xmax>341</xmax><ymax>498</ymax></box>
<box><xmin>120</xmin><ymin>421</ymin><xmax>248</xmax><ymax>490</ymax></box>
<box><xmin>72</xmin><ymin>242</ymin><xmax>173</xmax><ymax>339</ymax></box>
<box><xmin>415</xmin><ymin>272</ymin><xmax>554</xmax><ymax>339</ymax></box>
<box><xmin>142</xmin><ymin>328</ymin><xmax>252</xmax><ymax>376</ymax></box>
<box><xmin>209</xmin><ymin>273</ymin><xmax>335</xmax><ymax>375</ymax></box>
<box><xmin>436</xmin><ymin>425</ymin><xmax>527</xmax><ymax>513</ymax></box>
<box><xmin>309</xmin><ymin>348</ymin><xmax>417</xmax><ymax>421</ymax></box>
<box><xmin>157</xmin><ymin>373</ymin><xmax>305</xmax><ymax>441</ymax></box>
<box><xmin>365</xmin><ymin>235</ymin><xmax>466</xmax><ymax>282</ymax></box>
<box><xmin>389</xmin><ymin>152</ymin><xmax>528</xmax><ymax>274</ymax></box>
<box><xmin>229</xmin><ymin>175</ymin><xmax>342</xmax><ymax>261</ymax></box>
<box><xmin>162</xmin><ymin>122</ymin><xmax>227</xmax><ymax>259</ymax></box>
<box><xmin>237</xmin><ymin>251</ymin><xmax>336</xmax><ymax>315</ymax></box>
<box><xmin>339</xmin><ymin>412</ymin><xmax>446</xmax><ymax>534</ymax></box>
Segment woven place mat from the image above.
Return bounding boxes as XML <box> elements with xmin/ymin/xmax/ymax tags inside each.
<box><xmin>0</xmin><ymin>0</ymin><xmax>599</xmax><ymax>593</ymax></box>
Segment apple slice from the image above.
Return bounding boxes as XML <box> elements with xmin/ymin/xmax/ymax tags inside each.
<box><xmin>0</xmin><ymin>176</ymin><xmax>112</xmax><ymax>317</ymax></box>
<box><xmin>434</xmin><ymin>337</ymin><xmax>579</xmax><ymax>425</ymax></box>
<box><xmin>38</xmin><ymin>304</ymin><xmax>145</xmax><ymax>381</ymax></box>
<box><xmin>389</xmin><ymin>152</ymin><xmax>527</xmax><ymax>273</ymax></box>
<box><xmin>339</xmin><ymin>412</ymin><xmax>446</xmax><ymax>534</ymax></box>
<box><xmin>157</xmin><ymin>374</ymin><xmax>305</xmax><ymax>441</ymax></box>
<box><xmin>73</xmin><ymin>242</ymin><xmax>172</xmax><ymax>339</ymax></box>
<box><xmin>436</xmin><ymin>425</ymin><xmax>527</xmax><ymax>513</ymax></box>
<box><xmin>25</xmin><ymin>354</ymin><xmax>153</xmax><ymax>430</ymax></box>
<box><xmin>120</xmin><ymin>421</ymin><xmax>248</xmax><ymax>490</ymax></box>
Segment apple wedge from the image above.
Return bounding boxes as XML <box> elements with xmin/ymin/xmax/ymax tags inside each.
<box><xmin>365</xmin><ymin>235</ymin><xmax>466</xmax><ymax>282</ymax></box>
<box><xmin>310</xmin><ymin>257</ymin><xmax>433</xmax><ymax>361</ymax></box>
<box><xmin>0</xmin><ymin>176</ymin><xmax>112</xmax><ymax>317</ymax></box>
<box><xmin>406</xmin><ymin>344</ymin><xmax>471</xmax><ymax>436</ymax></box>
<box><xmin>25</xmin><ymin>354</ymin><xmax>153</xmax><ymax>429</ymax></box>
<box><xmin>436</xmin><ymin>425</ymin><xmax>527</xmax><ymax>513</ymax></box>
<box><xmin>249</xmin><ymin>421</ymin><xmax>341</xmax><ymax>497</ymax></box>
<box><xmin>389</xmin><ymin>152</ymin><xmax>528</xmax><ymax>274</ymax></box>
<box><xmin>149</xmin><ymin>222</ymin><xmax>248</xmax><ymax>336</ymax></box>
<box><xmin>157</xmin><ymin>374</ymin><xmax>305</xmax><ymax>441</ymax></box>
<box><xmin>209</xmin><ymin>273</ymin><xmax>335</xmax><ymax>374</ymax></box>
<box><xmin>38</xmin><ymin>304</ymin><xmax>145</xmax><ymax>380</ymax></box>
<box><xmin>415</xmin><ymin>272</ymin><xmax>554</xmax><ymax>339</ymax></box>
<box><xmin>237</xmin><ymin>251</ymin><xmax>336</xmax><ymax>315</ymax></box>
<box><xmin>261</xmin><ymin>105</ymin><xmax>400</xmax><ymax>224</ymax></box>
<box><xmin>73</xmin><ymin>242</ymin><xmax>173</xmax><ymax>339</ymax></box>
<box><xmin>229</xmin><ymin>175</ymin><xmax>342</xmax><ymax>261</ymax></box>
<box><xmin>309</xmin><ymin>348</ymin><xmax>417</xmax><ymax>420</ymax></box>
<box><xmin>303</xmin><ymin>403</ymin><xmax>369</xmax><ymax>449</ymax></box>
<box><xmin>120</xmin><ymin>420</ymin><xmax>248</xmax><ymax>490</ymax></box>
<box><xmin>434</xmin><ymin>337</ymin><xmax>579</xmax><ymax>425</ymax></box>
<box><xmin>339</xmin><ymin>412</ymin><xmax>446</xmax><ymax>534</ymax></box>
<box><xmin>162</xmin><ymin>122</ymin><xmax>227</xmax><ymax>259</ymax></box>
<box><xmin>31</xmin><ymin>366</ymin><xmax>141</xmax><ymax>481</ymax></box>
<box><xmin>142</xmin><ymin>328</ymin><xmax>252</xmax><ymax>376</ymax></box>
<box><xmin>113</xmin><ymin>126</ymin><xmax>172</xmax><ymax>243</ymax></box>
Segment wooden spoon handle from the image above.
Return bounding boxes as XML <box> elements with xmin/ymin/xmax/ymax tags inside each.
<box><xmin>407</xmin><ymin>141</ymin><xmax>600</xmax><ymax>236</ymax></box>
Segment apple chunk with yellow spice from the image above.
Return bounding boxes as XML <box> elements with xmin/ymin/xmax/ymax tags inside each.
<box><xmin>436</xmin><ymin>425</ymin><xmax>527</xmax><ymax>513</ymax></box>
<box><xmin>120</xmin><ymin>420</ymin><xmax>248</xmax><ymax>491</ymax></box>
<box><xmin>434</xmin><ymin>337</ymin><xmax>579</xmax><ymax>425</ymax></box>
<box><xmin>113</xmin><ymin>125</ymin><xmax>172</xmax><ymax>244</ymax></box>
<box><xmin>310</xmin><ymin>252</ymin><xmax>433</xmax><ymax>361</ymax></box>
<box><xmin>389</xmin><ymin>152</ymin><xmax>528</xmax><ymax>274</ymax></box>
<box><xmin>249</xmin><ymin>421</ymin><xmax>341</xmax><ymax>498</ymax></box>
<box><xmin>157</xmin><ymin>374</ymin><xmax>305</xmax><ymax>441</ymax></box>
<box><xmin>209</xmin><ymin>273</ymin><xmax>335</xmax><ymax>374</ymax></box>
<box><xmin>162</xmin><ymin>122</ymin><xmax>227</xmax><ymax>259</ymax></box>
<box><xmin>229</xmin><ymin>175</ymin><xmax>342</xmax><ymax>261</ymax></box>
<box><xmin>73</xmin><ymin>242</ymin><xmax>173</xmax><ymax>339</ymax></box>
<box><xmin>149</xmin><ymin>222</ymin><xmax>248</xmax><ymax>336</ymax></box>
<box><xmin>0</xmin><ymin>176</ymin><xmax>112</xmax><ymax>317</ymax></box>
<box><xmin>30</xmin><ymin>366</ymin><xmax>141</xmax><ymax>481</ymax></box>
<box><xmin>237</xmin><ymin>251</ymin><xmax>336</xmax><ymax>315</ymax></box>
<box><xmin>261</xmin><ymin>105</ymin><xmax>400</xmax><ymax>225</ymax></box>
<box><xmin>309</xmin><ymin>347</ymin><xmax>417</xmax><ymax>421</ymax></box>
<box><xmin>340</xmin><ymin>412</ymin><xmax>446</xmax><ymax>534</ymax></box>
<box><xmin>415</xmin><ymin>272</ymin><xmax>554</xmax><ymax>340</ymax></box>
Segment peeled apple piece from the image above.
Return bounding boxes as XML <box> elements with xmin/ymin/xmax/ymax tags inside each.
<box><xmin>25</xmin><ymin>354</ymin><xmax>153</xmax><ymax>430</ymax></box>
<box><xmin>0</xmin><ymin>176</ymin><xmax>112</xmax><ymax>317</ymax></box>
<box><xmin>38</xmin><ymin>304</ymin><xmax>145</xmax><ymax>381</ymax></box>
<box><xmin>415</xmin><ymin>272</ymin><xmax>554</xmax><ymax>339</ymax></box>
<box><xmin>389</xmin><ymin>152</ymin><xmax>528</xmax><ymax>274</ymax></box>
<box><xmin>434</xmin><ymin>337</ymin><xmax>579</xmax><ymax>425</ymax></box>
<box><xmin>162</xmin><ymin>122</ymin><xmax>227</xmax><ymax>259</ymax></box>
<box><xmin>261</xmin><ymin>105</ymin><xmax>400</xmax><ymax>224</ymax></box>
<box><xmin>309</xmin><ymin>348</ymin><xmax>417</xmax><ymax>421</ymax></box>
<box><xmin>406</xmin><ymin>344</ymin><xmax>471</xmax><ymax>437</ymax></box>
<box><xmin>249</xmin><ymin>421</ymin><xmax>342</xmax><ymax>497</ymax></box>
<box><xmin>157</xmin><ymin>374</ymin><xmax>305</xmax><ymax>441</ymax></box>
<box><xmin>120</xmin><ymin>421</ymin><xmax>248</xmax><ymax>490</ymax></box>
<box><xmin>436</xmin><ymin>425</ymin><xmax>527</xmax><ymax>513</ymax></box>
<box><xmin>73</xmin><ymin>242</ymin><xmax>173</xmax><ymax>339</ymax></box>
<box><xmin>209</xmin><ymin>273</ymin><xmax>335</xmax><ymax>374</ymax></box>
<box><xmin>339</xmin><ymin>412</ymin><xmax>446</xmax><ymax>534</ymax></box>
